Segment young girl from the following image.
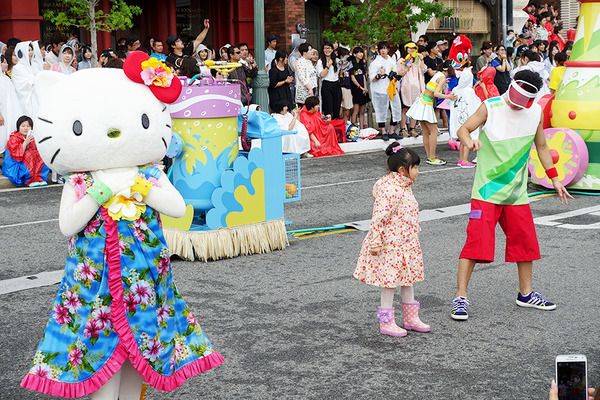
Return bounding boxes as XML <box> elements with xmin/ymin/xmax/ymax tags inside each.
<box><xmin>78</xmin><ymin>46</ymin><xmax>94</xmax><ymax>70</ymax></box>
<box><xmin>406</xmin><ymin>59</ymin><xmax>457</xmax><ymax>165</ymax></box>
<box><xmin>349</xmin><ymin>46</ymin><xmax>370</xmax><ymax>129</ymax></box>
<box><xmin>354</xmin><ymin>143</ymin><xmax>429</xmax><ymax>337</ymax></box>
<box><xmin>2</xmin><ymin>115</ymin><xmax>49</xmax><ymax>186</ymax></box>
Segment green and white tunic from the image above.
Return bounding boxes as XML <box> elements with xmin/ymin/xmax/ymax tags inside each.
<box><xmin>472</xmin><ymin>96</ymin><xmax>541</xmax><ymax>205</ymax></box>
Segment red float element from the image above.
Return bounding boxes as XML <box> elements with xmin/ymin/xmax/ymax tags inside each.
<box><xmin>550</xmin><ymin>149</ymin><xmax>560</xmax><ymax>164</ymax></box>
<box><xmin>537</xmin><ymin>94</ymin><xmax>554</xmax><ymax>129</ymax></box>
<box><xmin>569</xmin><ymin>110</ymin><xmax>577</xmax><ymax>120</ymax></box>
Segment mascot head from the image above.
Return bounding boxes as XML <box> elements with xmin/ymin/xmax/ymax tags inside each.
<box><xmin>33</xmin><ymin>51</ymin><xmax>182</xmax><ymax>174</ymax></box>
<box><xmin>448</xmin><ymin>35</ymin><xmax>472</xmax><ymax>70</ymax></box>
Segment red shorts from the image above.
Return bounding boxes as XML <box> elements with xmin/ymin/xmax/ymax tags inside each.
<box><xmin>459</xmin><ymin>199</ymin><xmax>540</xmax><ymax>263</ymax></box>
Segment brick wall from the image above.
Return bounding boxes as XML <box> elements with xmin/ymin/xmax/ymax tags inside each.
<box><xmin>264</xmin><ymin>0</ymin><xmax>306</xmax><ymax>52</ymax></box>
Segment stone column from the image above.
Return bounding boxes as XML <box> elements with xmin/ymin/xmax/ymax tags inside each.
<box><xmin>252</xmin><ymin>0</ymin><xmax>269</xmax><ymax>111</ymax></box>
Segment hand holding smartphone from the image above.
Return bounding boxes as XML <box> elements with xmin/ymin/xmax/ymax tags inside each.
<box><xmin>556</xmin><ymin>354</ymin><xmax>588</xmax><ymax>400</ymax></box>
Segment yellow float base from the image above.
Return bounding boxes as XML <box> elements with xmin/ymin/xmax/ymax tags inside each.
<box><xmin>163</xmin><ymin>219</ymin><xmax>288</xmax><ymax>261</ymax></box>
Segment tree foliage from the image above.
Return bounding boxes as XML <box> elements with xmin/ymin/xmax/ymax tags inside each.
<box><xmin>323</xmin><ymin>0</ymin><xmax>453</xmax><ymax>48</ymax></box>
<box><xmin>44</xmin><ymin>0</ymin><xmax>142</xmax><ymax>62</ymax></box>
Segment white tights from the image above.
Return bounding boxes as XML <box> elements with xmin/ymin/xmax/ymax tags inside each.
<box><xmin>90</xmin><ymin>359</ymin><xmax>144</xmax><ymax>400</ymax></box>
<box><xmin>380</xmin><ymin>286</ymin><xmax>415</xmax><ymax>308</ymax></box>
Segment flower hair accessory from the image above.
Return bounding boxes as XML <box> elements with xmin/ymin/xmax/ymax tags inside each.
<box><xmin>392</xmin><ymin>144</ymin><xmax>403</xmax><ymax>153</ymax></box>
<box><xmin>123</xmin><ymin>51</ymin><xmax>182</xmax><ymax>104</ymax></box>
<box><xmin>140</xmin><ymin>57</ymin><xmax>173</xmax><ymax>88</ymax></box>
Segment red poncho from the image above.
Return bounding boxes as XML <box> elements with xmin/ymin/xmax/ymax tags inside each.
<box><xmin>475</xmin><ymin>66</ymin><xmax>500</xmax><ymax>102</ymax></box>
<box><xmin>299</xmin><ymin>107</ymin><xmax>345</xmax><ymax>157</ymax></box>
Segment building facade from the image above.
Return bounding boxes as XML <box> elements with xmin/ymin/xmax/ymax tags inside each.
<box><xmin>1</xmin><ymin>0</ymin><xmax>516</xmax><ymax>57</ymax></box>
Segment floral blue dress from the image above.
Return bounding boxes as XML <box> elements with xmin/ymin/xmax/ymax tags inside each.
<box><xmin>21</xmin><ymin>165</ymin><xmax>223</xmax><ymax>398</ymax></box>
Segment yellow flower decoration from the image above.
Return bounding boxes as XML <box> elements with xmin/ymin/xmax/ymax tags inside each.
<box><xmin>106</xmin><ymin>188</ymin><xmax>146</xmax><ymax>221</ymax></box>
<box><xmin>140</xmin><ymin>57</ymin><xmax>174</xmax><ymax>88</ymax></box>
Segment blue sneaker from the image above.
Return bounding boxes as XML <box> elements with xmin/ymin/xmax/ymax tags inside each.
<box><xmin>381</xmin><ymin>134</ymin><xmax>389</xmax><ymax>141</ymax></box>
<box><xmin>451</xmin><ymin>296</ymin><xmax>471</xmax><ymax>320</ymax></box>
<box><xmin>516</xmin><ymin>291</ymin><xmax>556</xmax><ymax>310</ymax></box>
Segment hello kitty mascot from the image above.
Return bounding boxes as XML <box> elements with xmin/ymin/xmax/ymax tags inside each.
<box><xmin>21</xmin><ymin>51</ymin><xmax>223</xmax><ymax>399</ymax></box>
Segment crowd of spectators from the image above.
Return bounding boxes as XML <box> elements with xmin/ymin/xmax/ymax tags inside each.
<box><xmin>0</xmin><ymin>1</ymin><xmax>579</xmax><ymax>173</ymax></box>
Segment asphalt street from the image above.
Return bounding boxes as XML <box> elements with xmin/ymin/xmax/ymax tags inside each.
<box><xmin>1</xmin><ymin>143</ymin><xmax>600</xmax><ymax>399</ymax></box>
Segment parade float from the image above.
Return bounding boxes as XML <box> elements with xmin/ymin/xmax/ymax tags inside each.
<box><xmin>528</xmin><ymin>0</ymin><xmax>600</xmax><ymax>190</ymax></box>
<box><xmin>161</xmin><ymin>64</ymin><xmax>301</xmax><ymax>261</ymax></box>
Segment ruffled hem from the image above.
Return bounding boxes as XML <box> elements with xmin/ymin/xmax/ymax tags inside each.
<box><xmin>20</xmin><ymin>344</ymin><xmax>225</xmax><ymax>397</ymax></box>
<box><xmin>102</xmin><ymin>207</ymin><xmax>224</xmax><ymax>391</ymax></box>
<box><xmin>20</xmin><ymin>345</ymin><xmax>128</xmax><ymax>398</ymax></box>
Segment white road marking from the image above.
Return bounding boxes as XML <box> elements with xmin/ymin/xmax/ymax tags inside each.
<box><xmin>302</xmin><ymin>166</ymin><xmax>463</xmax><ymax>190</ymax></box>
<box><xmin>0</xmin><ymin>218</ymin><xmax>58</xmax><ymax>229</ymax></box>
<box><xmin>0</xmin><ymin>270</ymin><xmax>64</xmax><ymax>295</ymax></box>
<box><xmin>534</xmin><ymin>205</ymin><xmax>600</xmax><ymax>229</ymax></box>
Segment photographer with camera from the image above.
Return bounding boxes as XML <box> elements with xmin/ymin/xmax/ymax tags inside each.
<box><xmin>368</xmin><ymin>41</ymin><xmax>403</xmax><ymax>141</ymax></box>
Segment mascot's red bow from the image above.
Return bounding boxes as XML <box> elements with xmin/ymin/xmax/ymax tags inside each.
<box><xmin>123</xmin><ymin>51</ymin><xmax>182</xmax><ymax>104</ymax></box>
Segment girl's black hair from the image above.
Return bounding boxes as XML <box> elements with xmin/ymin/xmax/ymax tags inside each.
<box><xmin>385</xmin><ymin>142</ymin><xmax>420</xmax><ymax>172</ymax></box>
<box><xmin>179</xmin><ymin>56</ymin><xmax>200</xmax><ymax>79</ymax></box>
<box><xmin>298</xmin><ymin>42</ymin><xmax>311</xmax><ymax>55</ymax></box>
<box><xmin>547</xmin><ymin>40</ymin><xmax>560</xmax><ymax>64</ymax></box>
<box><xmin>17</xmin><ymin>115</ymin><xmax>33</xmax><ymax>131</ymax></box>
<box><xmin>350</xmin><ymin>46</ymin><xmax>366</xmax><ymax>69</ymax></box>
<box><xmin>272</xmin><ymin>49</ymin><xmax>288</xmax><ymax>67</ymax></box>
<box><xmin>437</xmin><ymin>59</ymin><xmax>456</xmax><ymax>78</ymax></box>
<box><xmin>319</xmin><ymin>42</ymin><xmax>338</xmax><ymax>73</ymax></box>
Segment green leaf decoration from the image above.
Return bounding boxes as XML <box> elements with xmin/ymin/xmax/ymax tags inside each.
<box><xmin>138</xmin><ymin>267</ymin><xmax>150</xmax><ymax>281</ymax></box>
<box><xmin>185</xmin><ymin>324</ymin><xmax>195</xmax><ymax>336</ymax></box>
<box><xmin>69</xmin><ymin>323</ymin><xmax>81</xmax><ymax>335</ymax></box>
<box><xmin>86</xmin><ymin>351</ymin><xmax>105</xmax><ymax>364</ymax></box>
<box><xmin>82</xmin><ymin>358</ymin><xmax>96</xmax><ymax>374</ymax></box>
<box><xmin>122</xmin><ymin>277</ymin><xmax>131</xmax><ymax>287</ymax></box>
<box><xmin>75</xmin><ymin>247</ymin><xmax>85</xmax><ymax>263</ymax></box>
<box><xmin>102</xmin><ymin>295</ymin><xmax>113</xmax><ymax>307</ymax></box>
<box><xmin>42</xmin><ymin>352</ymin><xmax>61</xmax><ymax>364</ymax></box>
<box><xmin>89</xmin><ymin>336</ymin><xmax>99</xmax><ymax>346</ymax></box>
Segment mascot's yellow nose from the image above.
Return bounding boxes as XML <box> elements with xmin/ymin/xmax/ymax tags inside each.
<box><xmin>107</xmin><ymin>129</ymin><xmax>121</xmax><ymax>138</ymax></box>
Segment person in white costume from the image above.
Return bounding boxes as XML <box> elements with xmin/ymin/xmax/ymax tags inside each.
<box><xmin>369</xmin><ymin>41</ymin><xmax>402</xmax><ymax>141</ymax></box>
<box><xmin>271</xmin><ymin>101</ymin><xmax>311</xmax><ymax>155</ymax></box>
<box><xmin>12</xmin><ymin>41</ymin><xmax>39</xmax><ymax>118</ymax></box>
<box><xmin>0</xmin><ymin>54</ymin><xmax>23</xmax><ymax>153</ymax></box>
<box><xmin>449</xmin><ymin>67</ymin><xmax>481</xmax><ymax>168</ymax></box>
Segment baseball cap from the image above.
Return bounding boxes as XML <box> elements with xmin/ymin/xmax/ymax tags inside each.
<box><xmin>266</xmin><ymin>34</ymin><xmax>277</xmax><ymax>42</ymax></box>
<box><xmin>516</xmin><ymin>45</ymin><xmax>529</xmax><ymax>56</ymax></box>
<box><xmin>519</xmin><ymin>32</ymin><xmax>532</xmax><ymax>39</ymax></box>
<box><xmin>166</xmin><ymin>34</ymin><xmax>179</xmax><ymax>48</ymax></box>
<box><xmin>436</xmin><ymin>40</ymin><xmax>448</xmax><ymax>46</ymax></box>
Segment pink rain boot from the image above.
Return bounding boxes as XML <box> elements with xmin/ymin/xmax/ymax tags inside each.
<box><xmin>448</xmin><ymin>139</ymin><xmax>460</xmax><ymax>151</ymax></box>
<box><xmin>377</xmin><ymin>307</ymin><xmax>407</xmax><ymax>337</ymax></box>
<box><xmin>402</xmin><ymin>301</ymin><xmax>430</xmax><ymax>332</ymax></box>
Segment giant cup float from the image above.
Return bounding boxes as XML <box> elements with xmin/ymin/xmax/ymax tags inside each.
<box><xmin>528</xmin><ymin>0</ymin><xmax>600</xmax><ymax>190</ymax></box>
<box><xmin>160</xmin><ymin>64</ymin><xmax>301</xmax><ymax>261</ymax></box>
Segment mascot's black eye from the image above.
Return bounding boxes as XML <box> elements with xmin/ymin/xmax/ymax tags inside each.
<box><xmin>141</xmin><ymin>114</ymin><xmax>150</xmax><ymax>129</ymax></box>
<box><xmin>73</xmin><ymin>120</ymin><xmax>83</xmax><ymax>136</ymax></box>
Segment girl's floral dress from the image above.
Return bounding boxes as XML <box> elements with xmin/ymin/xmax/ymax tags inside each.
<box><xmin>21</xmin><ymin>165</ymin><xmax>223</xmax><ymax>398</ymax></box>
<box><xmin>354</xmin><ymin>172</ymin><xmax>424</xmax><ymax>288</ymax></box>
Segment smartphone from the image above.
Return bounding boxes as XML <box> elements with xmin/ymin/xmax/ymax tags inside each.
<box><xmin>555</xmin><ymin>354</ymin><xmax>588</xmax><ymax>400</ymax></box>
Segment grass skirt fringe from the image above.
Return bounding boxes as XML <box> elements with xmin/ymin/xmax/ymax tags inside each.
<box><xmin>164</xmin><ymin>219</ymin><xmax>288</xmax><ymax>261</ymax></box>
